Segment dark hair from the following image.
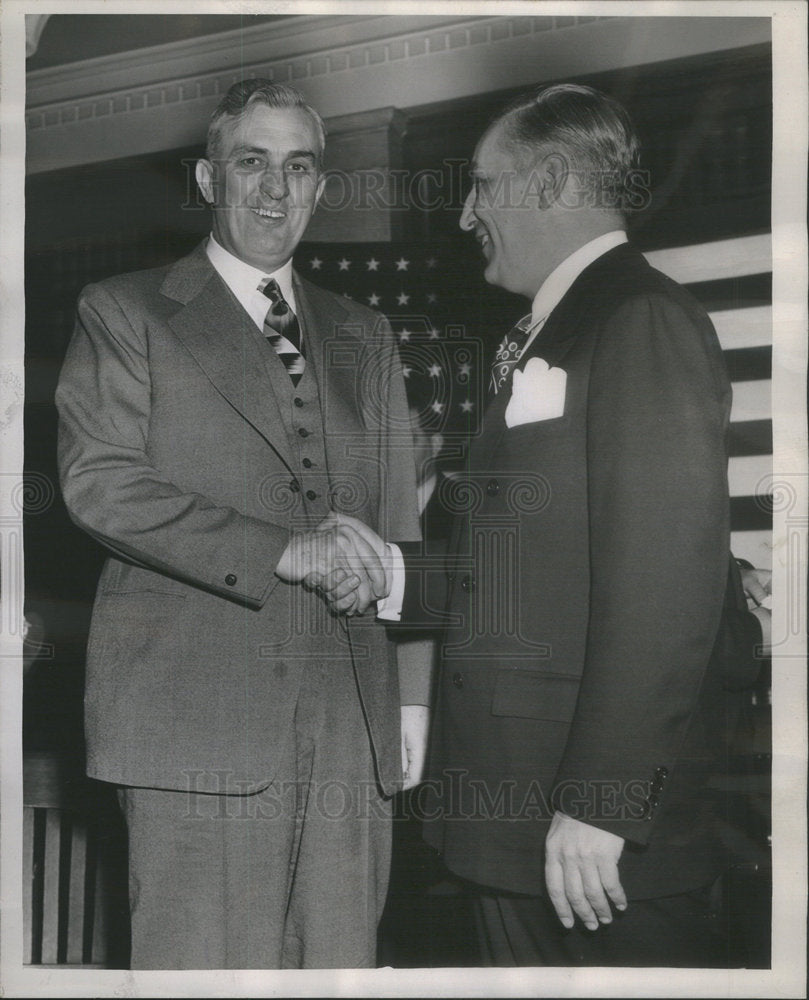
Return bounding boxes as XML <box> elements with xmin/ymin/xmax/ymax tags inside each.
<box><xmin>496</xmin><ymin>83</ymin><xmax>641</xmax><ymax>212</ymax></box>
<box><xmin>206</xmin><ymin>79</ymin><xmax>326</xmax><ymax>165</ymax></box>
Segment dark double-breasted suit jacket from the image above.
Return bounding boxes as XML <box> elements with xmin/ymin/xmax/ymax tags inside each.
<box><xmin>56</xmin><ymin>242</ymin><xmax>423</xmax><ymax>798</ymax></box>
<box><xmin>401</xmin><ymin>244</ymin><xmax>759</xmax><ymax>899</ymax></box>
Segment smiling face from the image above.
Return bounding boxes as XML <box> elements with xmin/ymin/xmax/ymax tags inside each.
<box><xmin>195</xmin><ymin>103</ymin><xmax>325</xmax><ymax>272</ymax></box>
<box><xmin>460</xmin><ymin>122</ymin><xmax>552</xmax><ymax>299</ymax></box>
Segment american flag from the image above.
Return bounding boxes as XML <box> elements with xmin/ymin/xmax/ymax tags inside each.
<box><xmin>297</xmin><ymin>237</ymin><xmax>773</xmax><ymax>566</ymax></box>
<box><xmin>296</xmin><ymin>240</ymin><xmax>517</xmax><ymax>440</ymax></box>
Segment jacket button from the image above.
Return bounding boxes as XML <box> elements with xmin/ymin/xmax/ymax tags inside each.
<box><xmin>294</xmin><ymin>397</ymin><xmax>304</xmax><ymax>408</ymax></box>
<box><xmin>654</xmin><ymin>766</ymin><xmax>669</xmax><ymax>781</ymax></box>
<box><xmin>461</xmin><ymin>574</ymin><xmax>475</xmax><ymax>592</ymax></box>
<box><xmin>306</xmin><ymin>490</ymin><xmax>317</xmax><ymax>501</ymax></box>
<box><xmin>452</xmin><ymin>672</ymin><xmax>464</xmax><ymax>689</ymax></box>
<box><xmin>225</xmin><ymin>573</ymin><xmax>237</xmax><ymax>586</ymax></box>
<box><xmin>302</xmin><ymin>457</ymin><xmax>313</xmax><ymax>468</ymax></box>
<box><xmin>486</xmin><ymin>478</ymin><xmax>499</xmax><ymax>497</ymax></box>
<box><xmin>447</xmin><ymin>571</ymin><xmax>456</xmax><ymax>584</ymax></box>
<box><xmin>289</xmin><ymin>479</ymin><xmax>300</xmax><ymax>492</ymax></box>
<box><xmin>298</xmin><ymin>427</ymin><xmax>309</xmax><ymax>437</ymax></box>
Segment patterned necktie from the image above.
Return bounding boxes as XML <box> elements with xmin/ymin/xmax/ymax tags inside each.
<box><xmin>259</xmin><ymin>278</ymin><xmax>305</xmax><ymax>386</ymax></box>
<box><xmin>490</xmin><ymin>314</ymin><xmax>536</xmax><ymax>395</ymax></box>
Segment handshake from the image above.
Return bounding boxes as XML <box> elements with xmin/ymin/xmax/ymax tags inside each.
<box><xmin>276</xmin><ymin>512</ymin><xmax>392</xmax><ymax>616</ymax></box>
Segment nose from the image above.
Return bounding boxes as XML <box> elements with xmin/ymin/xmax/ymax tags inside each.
<box><xmin>261</xmin><ymin>168</ymin><xmax>287</xmax><ymax>200</ymax></box>
<box><xmin>459</xmin><ymin>187</ymin><xmax>476</xmax><ymax>232</ymax></box>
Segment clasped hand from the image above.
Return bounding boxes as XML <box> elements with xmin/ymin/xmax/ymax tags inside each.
<box><xmin>275</xmin><ymin>512</ymin><xmax>391</xmax><ymax>615</ymax></box>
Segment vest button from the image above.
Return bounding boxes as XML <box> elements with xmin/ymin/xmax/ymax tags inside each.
<box><xmin>294</xmin><ymin>397</ymin><xmax>304</xmax><ymax>407</ymax></box>
<box><xmin>289</xmin><ymin>479</ymin><xmax>300</xmax><ymax>493</ymax></box>
<box><xmin>486</xmin><ymin>478</ymin><xmax>500</xmax><ymax>496</ymax></box>
<box><xmin>306</xmin><ymin>490</ymin><xmax>317</xmax><ymax>501</ymax></box>
<box><xmin>302</xmin><ymin>457</ymin><xmax>313</xmax><ymax>468</ymax></box>
<box><xmin>298</xmin><ymin>427</ymin><xmax>309</xmax><ymax>437</ymax></box>
<box><xmin>225</xmin><ymin>573</ymin><xmax>237</xmax><ymax>586</ymax></box>
<box><xmin>460</xmin><ymin>574</ymin><xmax>475</xmax><ymax>592</ymax></box>
<box><xmin>452</xmin><ymin>672</ymin><xmax>464</xmax><ymax>689</ymax></box>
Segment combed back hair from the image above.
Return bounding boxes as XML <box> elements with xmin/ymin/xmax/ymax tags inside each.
<box><xmin>495</xmin><ymin>83</ymin><xmax>642</xmax><ymax>212</ymax></box>
<box><xmin>206</xmin><ymin>79</ymin><xmax>326</xmax><ymax>165</ymax></box>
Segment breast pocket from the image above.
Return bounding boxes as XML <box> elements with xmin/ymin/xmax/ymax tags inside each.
<box><xmin>504</xmin><ymin>413</ymin><xmax>570</xmax><ymax>440</ymax></box>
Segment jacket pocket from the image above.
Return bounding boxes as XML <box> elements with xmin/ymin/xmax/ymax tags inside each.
<box><xmin>491</xmin><ymin>669</ymin><xmax>580</xmax><ymax>722</ymax></box>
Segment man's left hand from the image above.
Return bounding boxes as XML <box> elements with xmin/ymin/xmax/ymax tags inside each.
<box><xmin>400</xmin><ymin>704</ymin><xmax>429</xmax><ymax>790</ymax></box>
<box><xmin>545</xmin><ymin>812</ymin><xmax>626</xmax><ymax>930</ymax></box>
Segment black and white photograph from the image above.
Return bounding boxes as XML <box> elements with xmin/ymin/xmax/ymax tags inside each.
<box><xmin>1</xmin><ymin>1</ymin><xmax>806</xmax><ymax>996</ymax></box>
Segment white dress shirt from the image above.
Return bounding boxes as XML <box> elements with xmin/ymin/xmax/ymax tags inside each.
<box><xmin>205</xmin><ymin>234</ymin><xmax>298</xmax><ymax>333</ymax></box>
<box><xmin>377</xmin><ymin>230</ymin><xmax>628</xmax><ymax>621</ymax></box>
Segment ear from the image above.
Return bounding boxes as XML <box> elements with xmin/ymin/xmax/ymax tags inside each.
<box><xmin>314</xmin><ymin>170</ymin><xmax>327</xmax><ymax>208</ymax></box>
<box><xmin>535</xmin><ymin>151</ymin><xmax>569</xmax><ymax>208</ymax></box>
<box><xmin>195</xmin><ymin>159</ymin><xmax>216</xmax><ymax>205</ymax></box>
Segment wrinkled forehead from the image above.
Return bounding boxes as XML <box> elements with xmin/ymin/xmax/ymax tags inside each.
<box><xmin>219</xmin><ymin>104</ymin><xmax>324</xmax><ymax>158</ymax></box>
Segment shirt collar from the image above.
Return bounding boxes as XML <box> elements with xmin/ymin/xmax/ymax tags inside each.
<box><xmin>530</xmin><ymin>230</ymin><xmax>628</xmax><ymax>327</ymax></box>
<box><xmin>205</xmin><ymin>234</ymin><xmax>296</xmax><ymax>313</ymax></box>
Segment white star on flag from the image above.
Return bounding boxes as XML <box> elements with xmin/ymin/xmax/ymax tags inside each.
<box><xmin>399</xmin><ymin>329</ymin><xmax>411</xmax><ymax>342</ymax></box>
<box><xmin>401</xmin><ymin>365</ymin><xmax>412</xmax><ymax>378</ymax></box>
<box><xmin>395</xmin><ymin>257</ymin><xmax>410</xmax><ymax>271</ymax></box>
<box><xmin>397</xmin><ymin>292</ymin><xmax>410</xmax><ymax>305</ymax></box>
<box><xmin>458</xmin><ymin>362</ymin><xmax>471</xmax><ymax>377</ymax></box>
<box><xmin>368</xmin><ymin>293</ymin><xmax>381</xmax><ymax>306</ymax></box>
<box><xmin>426</xmin><ymin>257</ymin><xmax>437</xmax><ymax>269</ymax></box>
<box><xmin>366</xmin><ymin>258</ymin><xmax>380</xmax><ymax>271</ymax></box>
<box><xmin>428</xmin><ymin>328</ymin><xmax>440</xmax><ymax>340</ymax></box>
<box><xmin>310</xmin><ymin>257</ymin><xmax>322</xmax><ymax>270</ymax></box>
<box><xmin>460</xmin><ymin>399</ymin><xmax>474</xmax><ymax>413</ymax></box>
<box><xmin>431</xmin><ymin>401</ymin><xmax>445</xmax><ymax>413</ymax></box>
<box><xmin>338</xmin><ymin>258</ymin><xmax>350</xmax><ymax>271</ymax></box>
<box><xmin>427</xmin><ymin>293</ymin><xmax>437</xmax><ymax>303</ymax></box>
<box><xmin>428</xmin><ymin>364</ymin><xmax>442</xmax><ymax>378</ymax></box>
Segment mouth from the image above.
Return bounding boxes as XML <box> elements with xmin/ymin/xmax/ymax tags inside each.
<box><xmin>475</xmin><ymin>229</ymin><xmax>491</xmax><ymax>254</ymax></box>
<box><xmin>251</xmin><ymin>207</ymin><xmax>286</xmax><ymax>220</ymax></box>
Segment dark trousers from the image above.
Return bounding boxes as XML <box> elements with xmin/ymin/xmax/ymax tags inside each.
<box><xmin>470</xmin><ymin>882</ymin><xmax>737</xmax><ymax>967</ymax></box>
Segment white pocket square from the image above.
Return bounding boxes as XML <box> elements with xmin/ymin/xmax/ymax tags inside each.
<box><xmin>505</xmin><ymin>357</ymin><xmax>567</xmax><ymax>429</ymax></box>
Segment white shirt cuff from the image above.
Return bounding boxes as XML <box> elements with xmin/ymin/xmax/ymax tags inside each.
<box><xmin>376</xmin><ymin>543</ymin><xmax>405</xmax><ymax>621</ymax></box>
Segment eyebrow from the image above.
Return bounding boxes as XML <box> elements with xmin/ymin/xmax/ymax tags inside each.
<box><xmin>230</xmin><ymin>145</ymin><xmax>318</xmax><ymax>162</ymax></box>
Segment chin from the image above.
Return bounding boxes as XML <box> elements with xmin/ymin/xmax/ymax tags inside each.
<box><xmin>482</xmin><ymin>258</ymin><xmax>501</xmax><ymax>288</ymax></box>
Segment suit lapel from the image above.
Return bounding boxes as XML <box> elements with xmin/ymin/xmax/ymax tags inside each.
<box><xmin>163</xmin><ymin>244</ymin><xmax>295</xmax><ymax>469</ymax></box>
<box><xmin>471</xmin><ymin>247</ymin><xmax>625</xmax><ymax>470</ymax></box>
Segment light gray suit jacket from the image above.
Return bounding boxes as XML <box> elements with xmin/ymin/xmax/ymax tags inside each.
<box><xmin>56</xmin><ymin>241</ymin><xmax>422</xmax><ymax>796</ymax></box>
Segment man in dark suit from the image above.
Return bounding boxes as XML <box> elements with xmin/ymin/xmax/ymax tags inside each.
<box><xmin>55</xmin><ymin>79</ymin><xmax>429</xmax><ymax>969</ymax></box>
<box><xmin>321</xmin><ymin>83</ymin><xmax>760</xmax><ymax>966</ymax></box>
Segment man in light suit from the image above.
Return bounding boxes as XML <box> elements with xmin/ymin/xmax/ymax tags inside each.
<box><xmin>56</xmin><ymin>80</ymin><xmax>429</xmax><ymax>970</ymax></box>
<box><xmin>322</xmin><ymin>84</ymin><xmax>760</xmax><ymax>966</ymax></box>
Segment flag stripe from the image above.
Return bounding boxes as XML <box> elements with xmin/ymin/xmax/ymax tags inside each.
<box><xmin>644</xmin><ymin>233</ymin><xmax>771</xmax><ymax>285</ymax></box>
<box><xmin>727</xmin><ymin>420</ymin><xmax>772</xmax><ymax>457</ymax></box>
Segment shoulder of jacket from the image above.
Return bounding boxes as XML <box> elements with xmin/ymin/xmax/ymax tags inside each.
<box><xmin>80</xmin><ymin>261</ymin><xmax>173</xmax><ymax>303</ymax></box>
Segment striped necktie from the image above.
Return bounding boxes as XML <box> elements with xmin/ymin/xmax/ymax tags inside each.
<box><xmin>490</xmin><ymin>314</ymin><xmax>536</xmax><ymax>395</ymax></box>
<box><xmin>259</xmin><ymin>278</ymin><xmax>305</xmax><ymax>386</ymax></box>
